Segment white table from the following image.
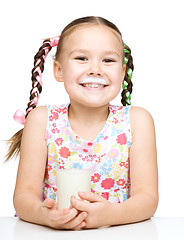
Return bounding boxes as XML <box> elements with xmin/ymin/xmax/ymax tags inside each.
<box><xmin>0</xmin><ymin>217</ymin><xmax>184</xmax><ymax>240</ymax></box>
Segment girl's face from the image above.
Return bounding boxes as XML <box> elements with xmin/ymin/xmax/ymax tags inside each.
<box><xmin>54</xmin><ymin>24</ymin><xmax>125</xmax><ymax>108</ymax></box>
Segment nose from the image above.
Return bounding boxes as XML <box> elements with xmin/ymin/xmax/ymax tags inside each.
<box><xmin>88</xmin><ymin>60</ymin><xmax>103</xmax><ymax>77</ymax></box>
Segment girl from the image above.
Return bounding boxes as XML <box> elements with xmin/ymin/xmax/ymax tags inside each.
<box><xmin>6</xmin><ymin>16</ymin><xmax>158</xmax><ymax>230</ymax></box>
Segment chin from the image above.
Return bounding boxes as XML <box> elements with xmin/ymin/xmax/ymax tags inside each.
<box><xmin>81</xmin><ymin>101</ymin><xmax>109</xmax><ymax>108</ymax></box>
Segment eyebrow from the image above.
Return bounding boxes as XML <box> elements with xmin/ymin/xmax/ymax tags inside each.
<box><xmin>70</xmin><ymin>49</ymin><xmax>121</xmax><ymax>58</ymax></box>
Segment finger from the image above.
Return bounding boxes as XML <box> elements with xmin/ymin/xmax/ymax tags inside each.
<box><xmin>42</xmin><ymin>198</ymin><xmax>56</xmax><ymax>209</ymax></box>
<box><xmin>58</xmin><ymin>208</ymin><xmax>78</xmax><ymax>223</ymax></box>
<box><xmin>74</xmin><ymin>221</ymin><xmax>86</xmax><ymax>231</ymax></box>
<box><xmin>48</xmin><ymin>208</ymin><xmax>79</xmax><ymax>229</ymax></box>
<box><xmin>64</xmin><ymin>211</ymin><xmax>88</xmax><ymax>229</ymax></box>
<box><xmin>78</xmin><ymin>192</ymin><xmax>105</xmax><ymax>202</ymax></box>
<box><xmin>69</xmin><ymin>197</ymin><xmax>84</xmax><ymax>210</ymax></box>
<box><xmin>70</xmin><ymin>196</ymin><xmax>90</xmax><ymax>212</ymax></box>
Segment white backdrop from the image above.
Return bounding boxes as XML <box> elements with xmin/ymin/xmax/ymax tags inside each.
<box><xmin>0</xmin><ymin>0</ymin><xmax>184</xmax><ymax>217</ymax></box>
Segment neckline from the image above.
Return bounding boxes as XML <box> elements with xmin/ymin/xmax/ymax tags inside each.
<box><xmin>65</xmin><ymin>103</ymin><xmax>113</xmax><ymax>144</ymax></box>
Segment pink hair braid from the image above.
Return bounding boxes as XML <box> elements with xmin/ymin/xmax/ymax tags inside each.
<box><xmin>13</xmin><ymin>36</ymin><xmax>60</xmax><ymax>125</ymax></box>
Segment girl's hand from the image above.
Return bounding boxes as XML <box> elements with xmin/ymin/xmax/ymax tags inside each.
<box><xmin>70</xmin><ymin>192</ymin><xmax>113</xmax><ymax>229</ymax></box>
<box><xmin>41</xmin><ymin>198</ymin><xmax>88</xmax><ymax>230</ymax></box>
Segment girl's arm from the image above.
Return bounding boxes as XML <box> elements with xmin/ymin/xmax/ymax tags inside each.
<box><xmin>71</xmin><ymin>106</ymin><xmax>158</xmax><ymax>228</ymax></box>
<box><xmin>13</xmin><ymin>106</ymin><xmax>87</xmax><ymax>229</ymax></box>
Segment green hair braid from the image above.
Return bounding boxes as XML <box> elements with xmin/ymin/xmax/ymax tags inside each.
<box><xmin>121</xmin><ymin>44</ymin><xmax>134</xmax><ymax>106</ymax></box>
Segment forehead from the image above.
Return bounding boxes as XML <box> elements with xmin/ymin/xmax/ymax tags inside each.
<box><xmin>62</xmin><ymin>24</ymin><xmax>123</xmax><ymax>53</ymax></box>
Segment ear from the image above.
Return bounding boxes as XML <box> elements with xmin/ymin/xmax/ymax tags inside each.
<box><xmin>53</xmin><ymin>61</ymin><xmax>64</xmax><ymax>82</ymax></box>
<box><xmin>121</xmin><ymin>63</ymin><xmax>126</xmax><ymax>83</ymax></box>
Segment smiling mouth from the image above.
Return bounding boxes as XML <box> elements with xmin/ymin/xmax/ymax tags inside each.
<box><xmin>80</xmin><ymin>83</ymin><xmax>108</xmax><ymax>88</ymax></box>
<box><xmin>79</xmin><ymin>77</ymin><xmax>109</xmax><ymax>89</ymax></box>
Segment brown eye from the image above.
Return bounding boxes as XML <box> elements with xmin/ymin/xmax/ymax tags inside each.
<box><xmin>103</xmin><ymin>58</ymin><xmax>115</xmax><ymax>63</ymax></box>
<box><xmin>75</xmin><ymin>57</ymin><xmax>88</xmax><ymax>61</ymax></box>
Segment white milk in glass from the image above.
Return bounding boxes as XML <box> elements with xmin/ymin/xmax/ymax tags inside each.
<box><xmin>56</xmin><ymin>169</ymin><xmax>91</xmax><ymax>209</ymax></box>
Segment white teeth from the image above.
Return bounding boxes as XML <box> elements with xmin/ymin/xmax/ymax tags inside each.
<box><xmin>83</xmin><ymin>83</ymin><xmax>104</xmax><ymax>88</ymax></box>
<box><xmin>80</xmin><ymin>77</ymin><xmax>108</xmax><ymax>85</ymax></box>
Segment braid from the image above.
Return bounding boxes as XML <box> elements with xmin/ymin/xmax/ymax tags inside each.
<box><xmin>26</xmin><ymin>39</ymin><xmax>52</xmax><ymax>117</ymax></box>
<box><xmin>5</xmin><ymin>36</ymin><xmax>60</xmax><ymax>162</ymax></box>
<box><xmin>25</xmin><ymin>36</ymin><xmax>60</xmax><ymax>117</ymax></box>
<box><xmin>121</xmin><ymin>44</ymin><xmax>134</xmax><ymax>106</ymax></box>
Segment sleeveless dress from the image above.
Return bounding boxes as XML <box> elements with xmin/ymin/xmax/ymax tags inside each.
<box><xmin>42</xmin><ymin>103</ymin><xmax>132</xmax><ymax>204</ymax></box>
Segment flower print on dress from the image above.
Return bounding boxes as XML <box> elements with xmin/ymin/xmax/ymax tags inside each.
<box><xmin>100</xmin><ymin>157</ymin><xmax>113</xmax><ymax>175</ymax></box>
<box><xmin>111</xmin><ymin>126</ymin><xmax>122</xmax><ymax>136</ymax></box>
<box><xmin>69</xmin><ymin>135</ymin><xmax>81</xmax><ymax>145</ymax></box>
<box><xmin>55</xmin><ymin>138</ymin><xmax>63</xmax><ymax>146</ymax></box>
<box><xmin>75</xmin><ymin>136</ymin><xmax>81</xmax><ymax>144</ymax></box>
<box><xmin>79</xmin><ymin>153</ymin><xmax>101</xmax><ymax>163</ymax></box>
<box><xmin>104</xmin><ymin>136</ymin><xmax>108</xmax><ymax>140</ymax></box>
<box><xmin>48</xmin><ymin>143</ymin><xmax>57</xmax><ymax>154</ymax></box>
<box><xmin>101</xmin><ymin>178</ymin><xmax>115</xmax><ymax>190</ymax></box>
<box><xmin>95</xmin><ymin>153</ymin><xmax>105</xmax><ymax>163</ymax></box>
<box><xmin>59</xmin><ymin>147</ymin><xmax>71</xmax><ymax>158</ymax></box>
<box><xmin>96</xmin><ymin>133</ymin><xmax>104</xmax><ymax>143</ymax></box>
<box><xmin>49</xmin><ymin>115</ymin><xmax>54</xmax><ymax>121</ymax></box>
<box><xmin>54</xmin><ymin>107</ymin><xmax>62</xmax><ymax>114</ymax></box>
<box><xmin>44</xmin><ymin>104</ymin><xmax>132</xmax><ymax>204</ymax></box>
<box><xmin>100</xmin><ymin>162</ymin><xmax>111</xmax><ymax>176</ymax></box>
<box><xmin>47</xmin><ymin>164</ymin><xmax>53</xmax><ymax>171</ymax></box>
<box><xmin>112</xmin><ymin>117</ymin><xmax>118</xmax><ymax>124</ymax></box>
<box><xmin>93</xmin><ymin>143</ymin><xmax>102</xmax><ymax>154</ymax></box>
<box><xmin>44</xmin><ymin>183</ymin><xmax>51</xmax><ymax>189</ymax></box>
<box><xmin>48</xmin><ymin>155</ymin><xmax>55</xmax><ymax>164</ymax></box>
<box><xmin>59</xmin><ymin>106</ymin><xmax>67</xmax><ymax>114</ymax></box>
<box><xmin>109</xmin><ymin>162</ymin><xmax>126</xmax><ymax>181</ymax></box>
<box><xmin>119</xmin><ymin>160</ymin><xmax>128</xmax><ymax>169</ymax></box>
<box><xmin>117</xmin><ymin>133</ymin><xmax>127</xmax><ymax>145</ymax></box>
<box><xmin>50</xmin><ymin>109</ymin><xmax>59</xmax><ymax>121</ymax></box>
<box><xmin>91</xmin><ymin>173</ymin><xmax>101</xmax><ymax>183</ymax></box>
<box><xmin>45</xmin><ymin>131</ymin><xmax>51</xmax><ymax>141</ymax></box>
<box><xmin>49</xmin><ymin>192</ymin><xmax>56</xmax><ymax>200</ymax></box>
<box><xmin>73</xmin><ymin>162</ymin><xmax>84</xmax><ymax>169</ymax></box>
<box><xmin>52</xmin><ymin>169</ymin><xmax>57</xmax><ymax>176</ymax></box>
<box><xmin>124</xmin><ymin>107</ymin><xmax>130</xmax><ymax>115</ymax></box>
<box><xmin>117</xmin><ymin>178</ymin><xmax>125</xmax><ymax>186</ymax></box>
<box><xmin>107</xmin><ymin>148</ymin><xmax>119</xmax><ymax>159</ymax></box>
<box><xmin>52</xmin><ymin>123</ymin><xmax>60</xmax><ymax>134</ymax></box>
<box><xmin>101</xmin><ymin>192</ymin><xmax>109</xmax><ymax>200</ymax></box>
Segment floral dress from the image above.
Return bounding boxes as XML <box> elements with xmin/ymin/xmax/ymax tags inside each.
<box><xmin>42</xmin><ymin>103</ymin><xmax>132</xmax><ymax>204</ymax></box>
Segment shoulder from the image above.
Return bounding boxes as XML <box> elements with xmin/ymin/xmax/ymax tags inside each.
<box><xmin>24</xmin><ymin>106</ymin><xmax>48</xmax><ymax>132</ymax></box>
<box><xmin>25</xmin><ymin>105</ymin><xmax>47</xmax><ymax>122</ymax></box>
<box><xmin>21</xmin><ymin>106</ymin><xmax>48</xmax><ymax>148</ymax></box>
<box><xmin>130</xmin><ymin>106</ymin><xmax>155</xmax><ymax>137</ymax></box>
<box><xmin>130</xmin><ymin>106</ymin><xmax>154</xmax><ymax>121</ymax></box>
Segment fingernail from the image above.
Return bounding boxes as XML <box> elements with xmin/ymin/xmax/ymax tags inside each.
<box><xmin>81</xmin><ymin>222</ymin><xmax>86</xmax><ymax>228</ymax></box>
<box><xmin>82</xmin><ymin>212</ymin><xmax>87</xmax><ymax>218</ymax></box>
<box><xmin>79</xmin><ymin>192</ymin><xmax>85</xmax><ymax>196</ymax></box>
<box><xmin>64</xmin><ymin>209</ymin><xmax>69</xmax><ymax>214</ymax></box>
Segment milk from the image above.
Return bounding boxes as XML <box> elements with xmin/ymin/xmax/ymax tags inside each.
<box><xmin>56</xmin><ymin>169</ymin><xmax>91</xmax><ymax>209</ymax></box>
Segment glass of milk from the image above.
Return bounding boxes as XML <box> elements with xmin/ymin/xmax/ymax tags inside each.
<box><xmin>56</xmin><ymin>168</ymin><xmax>91</xmax><ymax>209</ymax></box>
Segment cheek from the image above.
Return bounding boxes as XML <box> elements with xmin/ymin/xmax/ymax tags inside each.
<box><xmin>108</xmin><ymin>64</ymin><xmax>124</xmax><ymax>77</ymax></box>
<box><xmin>110</xmin><ymin>69</ymin><xmax>124</xmax><ymax>84</ymax></box>
<box><xmin>64</xmin><ymin>63</ymin><xmax>86</xmax><ymax>80</ymax></box>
